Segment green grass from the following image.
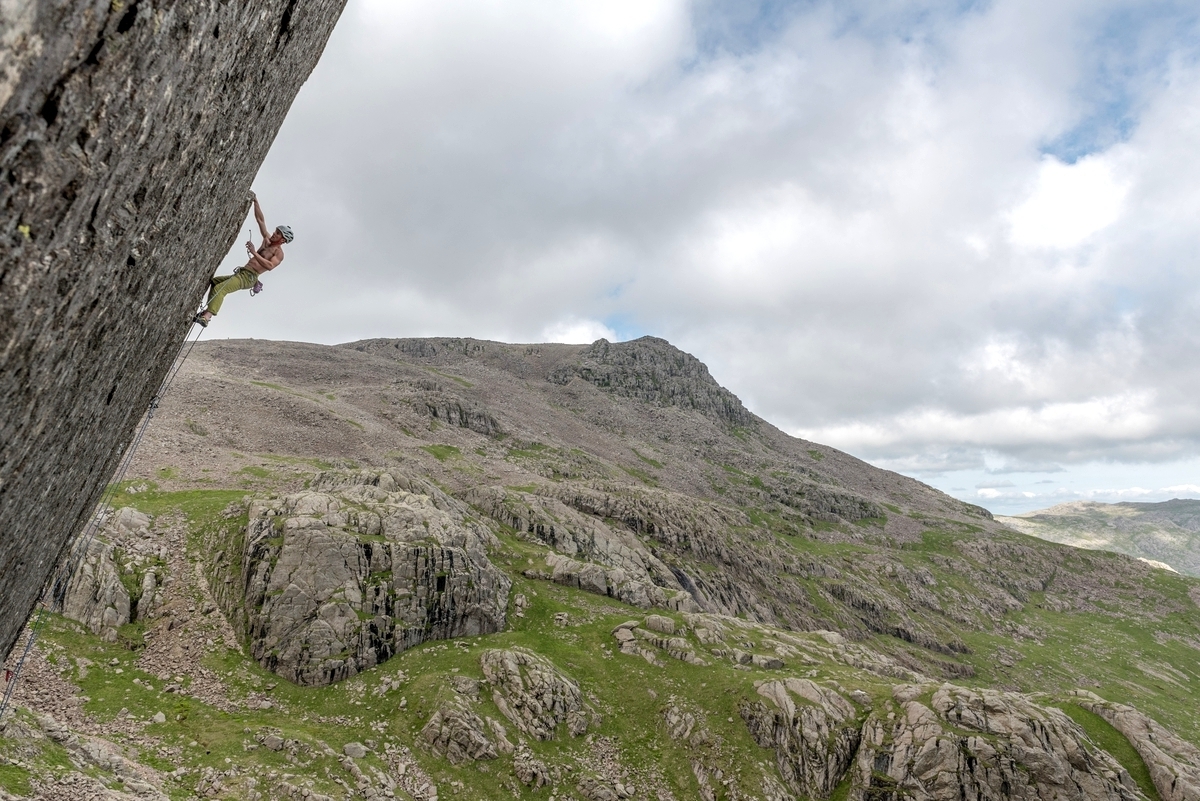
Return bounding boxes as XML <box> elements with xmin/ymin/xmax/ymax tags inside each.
<box><xmin>0</xmin><ymin>764</ymin><xmax>31</xmax><ymax>796</ymax></box>
<box><xmin>106</xmin><ymin>485</ymin><xmax>246</xmax><ymax>520</ymax></box>
<box><xmin>22</xmin><ymin>468</ymin><xmax>1200</xmax><ymax>800</ymax></box>
<box><xmin>828</xmin><ymin>769</ymin><xmax>853</xmax><ymax>801</ymax></box>
<box><xmin>807</xmin><ymin>449</ymin><xmax>824</xmax><ymax>461</ymax></box>
<box><xmin>1056</xmin><ymin>703</ymin><xmax>1162</xmax><ymax>800</ymax></box>
<box><xmin>631</xmin><ymin>449</ymin><xmax>663</xmax><ymax>469</ymax></box>
<box><xmin>258</xmin><ymin>453</ymin><xmax>335</xmax><ymax>470</ymax></box>
<box><xmin>507</xmin><ymin>442</ymin><xmax>549</xmax><ymax>459</ymax></box>
<box><xmin>618</xmin><ymin>464</ymin><xmax>658</xmax><ymax>486</ymax></box>
<box><xmin>422</xmin><ymin>444</ymin><xmax>462</xmax><ymax>462</ymax></box>
<box><xmin>238</xmin><ymin>465</ymin><xmax>273</xmax><ymax>479</ymax></box>
<box><xmin>423</xmin><ymin>366</ymin><xmax>474</xmax><ymax>388</ymax></box>
<box><xmin>24</xmin><ymin>514</ymin><xmax>1200</xmax><ymax>801</ymax></box>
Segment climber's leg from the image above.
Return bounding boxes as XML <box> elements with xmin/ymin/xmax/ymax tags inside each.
<box><xmin>202</xmin><ymin>270</ymin><xmax>257</xmax><ymax>318</ymax></box>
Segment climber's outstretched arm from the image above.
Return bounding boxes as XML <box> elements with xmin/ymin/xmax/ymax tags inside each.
<box><xmin>250</xmin><ymin>191</ymin><xmax>270</xmax><ymax>241</ymax></box>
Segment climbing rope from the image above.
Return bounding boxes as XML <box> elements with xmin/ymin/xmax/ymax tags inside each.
<box><xmin>0</xmin><ymin>321</ymin><xmax>207</xmax><ymax>721</ymax></box>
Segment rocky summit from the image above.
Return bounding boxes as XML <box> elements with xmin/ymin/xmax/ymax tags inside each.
<box><xmin>3</xmin><ymin>336</ymin><xmax>1200</xmax><ymax>800</ymax></box>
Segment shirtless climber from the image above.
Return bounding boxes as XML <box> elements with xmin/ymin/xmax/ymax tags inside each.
<box><xmin>192</xmin><ymin>191</ymin><xmax>293</xmax><ymax>327</ymax></box>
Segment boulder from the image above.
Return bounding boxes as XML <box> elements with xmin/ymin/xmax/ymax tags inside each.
<box><xmin>751</xmin><ymin>654</ymin><xmax>784</xmax><ymax>670</ymax></box>
<box><xmin>0</xmin><ymin>0</ymin><xmax>347</xmax><ymax>665</ymax></box>
<box><xmin>578</xmin><ymin>776</ymin><xmax>620</xmax><ymax>801</ymax></box>
<box><xmin>230</xmin><ymin>472</ymin><xmax>510</xmax><ymax>686</ymax></box>
<box><xmin>420</xmin><ymin>707</ymin><xmax>496</xmax><ymax>764</ymax></box>
<box><xmin>513</xmin><ymin>745</ymin><xmax>551</xmax><ymax>788</ymax></box>
<box><xmin>57</xmin><ymin>537</ymin><xmax>130</xmax><ymax>640</ymax></box>
<box><xmin>846</xmin><ymin>685</ymin><xmax>1146</xmax><ymax>800</ymax></box>
<box><xmin>480</xmin><ymin>648</ymin><xmax>590</xmax><ymax>740</ymax></box>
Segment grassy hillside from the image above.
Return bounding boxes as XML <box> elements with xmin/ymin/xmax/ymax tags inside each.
<box><xmin>3</xmin><ymin>337</ymin><xmax>1199</xmax><ymax>800</ymax></box>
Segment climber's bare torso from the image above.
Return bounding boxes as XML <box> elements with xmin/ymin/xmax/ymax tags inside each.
<box><xmin>244</xmin><ymin>237</ymin><xmax>284</xmax><ymax>275</ymax></box>
<box><xmin>244</xmin><ymin>193</ymin><xmax>285</xmax><ymax>274</ymax></box>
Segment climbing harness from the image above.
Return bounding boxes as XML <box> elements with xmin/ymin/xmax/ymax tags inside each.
<box><xmin>0</xmin><ymin>319</ymin><xmax>207</xmax><ymax>721</ymax></box>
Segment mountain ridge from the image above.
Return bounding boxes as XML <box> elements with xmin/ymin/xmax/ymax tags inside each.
<box><xmin>999</xmin><ymin>498</ymin><xmax>1200</xmax><ymax>577</ymax></box>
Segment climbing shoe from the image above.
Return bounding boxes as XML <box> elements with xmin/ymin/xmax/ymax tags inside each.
<box><xmin>192</xmin><ymin>313</ymin><xmax>209</xmax><ymax>328</ymax></box>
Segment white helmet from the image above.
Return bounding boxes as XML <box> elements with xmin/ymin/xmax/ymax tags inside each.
<box><xmin>276</xmin><ymin>225</ymin><xmax>294</xmax><ymax>243</ymax></box>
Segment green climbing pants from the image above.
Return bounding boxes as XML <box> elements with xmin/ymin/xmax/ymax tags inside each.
<box><xmin>205</xmin><ymin>269</ymin><xmax>258</xmax><ymax>315</ymax></box>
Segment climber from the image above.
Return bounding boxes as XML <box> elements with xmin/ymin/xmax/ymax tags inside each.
<box><xmin>192</xmin><ymin>191</ymin><xmax>293</xmax><ymax>327</ymax></box>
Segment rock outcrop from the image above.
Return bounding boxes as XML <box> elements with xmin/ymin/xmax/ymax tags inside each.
<box><xmin>740</xmin><ymin>678</ymin><xmax>861</xmax><ymax>798</ymax></box>
<box><xmin>54</xmin><ymin>505</ymin><xmax>166</xmax><ymax>639</ymax></box>
<box><xmin>420</xmin><ymin>705</ymin><xmax>497</xmax><ymax>765</ymax></box>
<box><xmin>548</xmin><ymin>337</ymin><xmax>756</xmax><ymax>428</ymax></box>
<box><xmin>1073</xmin><ymin>691</ymin><xmax>1200</xmax><ymax>801</ymax></box>
<box><xmin>846</xmin><ymin>684</ymin><xmax>1146</xmax><ymax>801</ymax></box>
<box><xmin>217</xmin><ymin>471</ymin><xmax>510</xmax><ymax>686</ymax></box>
<box><xmin>57</xmin><ymin>537</ymin><xmax>130</xmax><ymax>641</ymax></box>
<box><xmin>480</xmin><ymin>648</ymin><xmax>591</xmax><ymax>740</ymax></box>
<box><xmin>0</xmin><ymin>0</ymin><xmax>348</xmax><ymax>661</ymax></box>
<box><xmin>466</xmin><ymin>485</ymin><xmax>697</xmax><ymax>609</ymax></box>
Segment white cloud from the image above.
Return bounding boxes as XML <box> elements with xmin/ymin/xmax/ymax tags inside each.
<box><xmin>540</xmin><ymin>318</ymin><xmax>618</xmax><ymax>345</ymax></box>
<box><xmin>206</xmin><ymin>0</ymin><xmax>1200</xmax><ymax>505</ymax></box>
<box><xmin>1009</xmin><ymin>155</ymin><xmax>1128</xmax><ymax>249</ymax></box>
<box><xmin>795</xmin><ymin>391</ymin><xmax>1159</xmax><ymax>455</ymax></box>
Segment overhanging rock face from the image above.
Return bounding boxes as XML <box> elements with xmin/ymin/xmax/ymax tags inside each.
<box><xmin>0</xmin><ymin>0</ymin><xmax>347</xmax><ymax>660</ymax></box>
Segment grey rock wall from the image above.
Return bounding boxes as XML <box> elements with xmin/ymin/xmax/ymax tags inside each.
<box><xmin>0</xmin><ymin>0</ymin><xmax>347</xmax><ymax>660</ymax></box>
<box><xmin>740</xmin><ymin>678</ymin><xmax>861</xmax><ymax>798</ymax></box>
<box><xmin>57</xmin><ymin>536</ymin><xmax>130</xmax><ymax>641</ymax></box>
<box><xmin>548</xmin><ymin>337</ymin><xmax>756</xmax><ymax>427</ymax></box>
<box><xmin>219</xmin><ymin>471</ymin><xmax>511</xmax><ymax>686</ymax></box>
<box><xmin>847</xmin><ymin>685</ymin><xmax>1146</xmax><ymax>801</ymax></box>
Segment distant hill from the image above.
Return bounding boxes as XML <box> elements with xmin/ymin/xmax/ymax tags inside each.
<box><xmin>998</xmin><ymin>499</ymin><xmax>1200</xmax><ymax>576</ymax></box>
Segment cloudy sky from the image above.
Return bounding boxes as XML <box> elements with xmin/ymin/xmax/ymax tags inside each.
<box><xmin>210</xmin><ymin>0</ymin><xmax>1200</xmax><ymax>515</ymax></box>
